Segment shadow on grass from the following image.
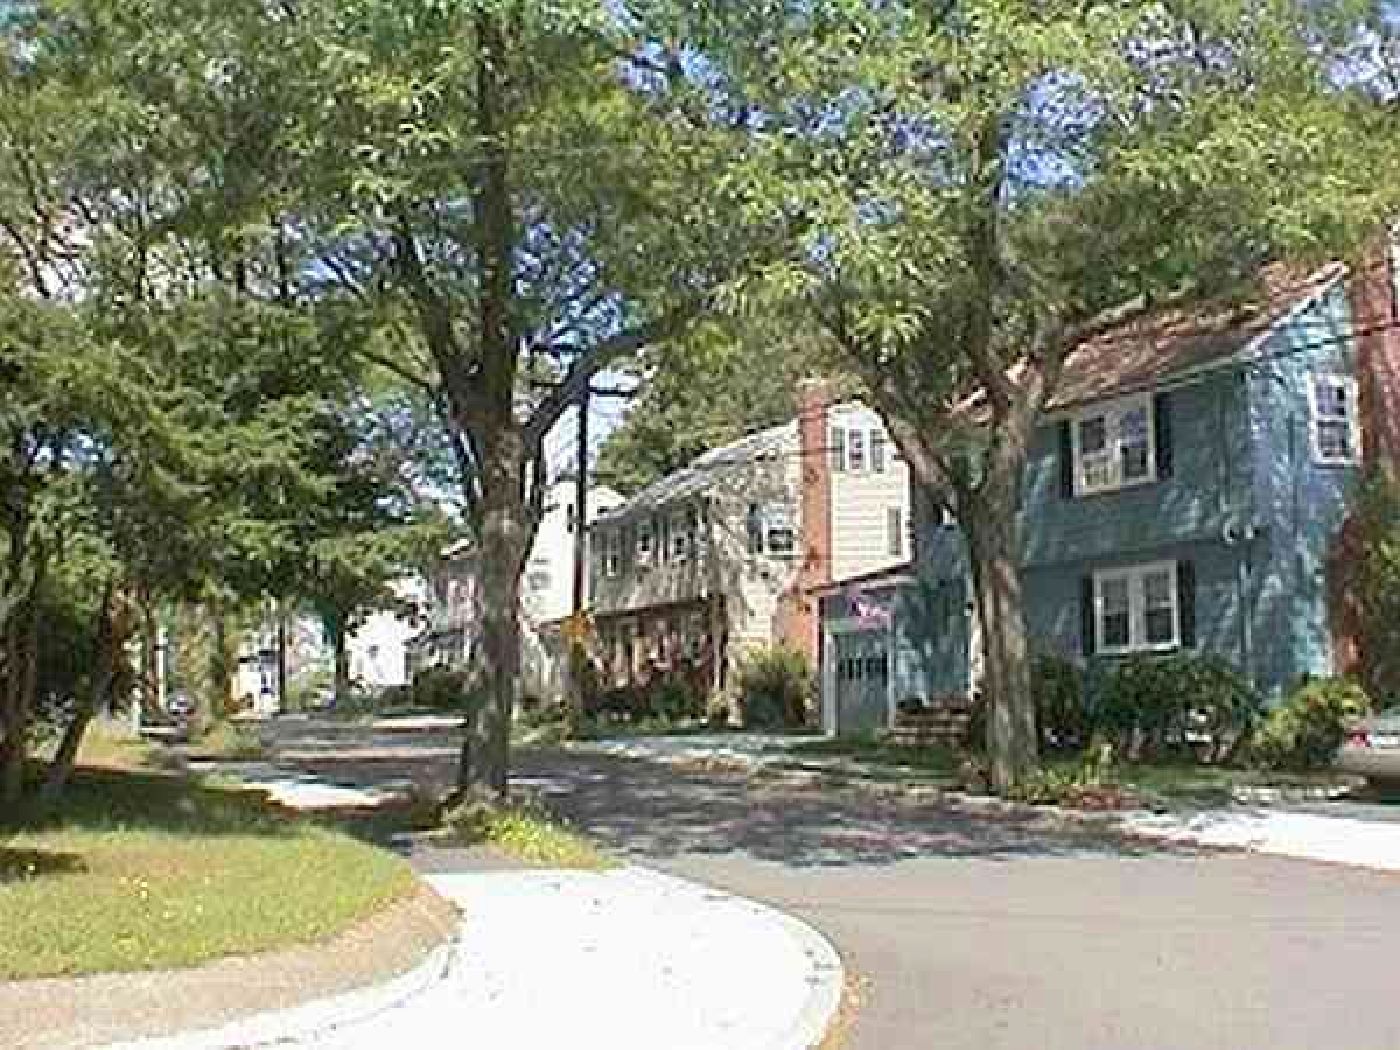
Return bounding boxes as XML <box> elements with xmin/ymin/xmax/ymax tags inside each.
<box><xmin>0</xmin><ymin>847</ymin><xmax>87</xmax><ymax>882</ymax></box>
<box><xmin>2</xmin><ymin>766</ymin><xmax>300</xmax><ymax>839</ymax></box>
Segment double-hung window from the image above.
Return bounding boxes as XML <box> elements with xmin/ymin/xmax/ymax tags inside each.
<box><xmin>1072</xmin><ymin>394</ymin><xmax>1156</xmax><ymax>495</ymax></box>
<box><xmin>830</xmin><ymin>424</ymin><xmax>890</xmax><ymax>474</ymax></box>
<box><xmin>636</xmin><ymin>519</ymin><xmax>654</xmax><ymax>567</ymax></box>
<box><xmin>1309</xmin><ymin>374</ymin><xmax>1360</xmax><ymax>465</ymax></box>
<box><xmin>601</xmin><ymin>531</ymin><xmax>621</xmax><ymax>578</ymax></box>
<box><xmin>1093</xmin><ymin>561</ymin><xmax>1180</xmax><ymax>654</ymax></box>
<box><xmin>765</xmin><ymin>505</ymin><xmax>796</xmax><ymax>555</ymax></box>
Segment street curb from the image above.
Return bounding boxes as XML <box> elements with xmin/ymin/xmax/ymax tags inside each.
<box><xmin>627</xmin><ymin>867</ymin><xmax>846</xmax><ymax>1050</ymax></box>
<box><xmin>99</xmin><ymin>928</ymin><xmax>462</xmax><ymax>1050</ymax></box>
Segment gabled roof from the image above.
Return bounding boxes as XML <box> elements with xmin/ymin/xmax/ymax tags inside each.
<box><xmin>596</xmin><ymin>420</ymin><xmax>798</xmax><ymax>524</ymax></box>
<box><xmin>1047</xmin><ymin>261</ymin><xmax>1348</xmax><ymax>412</ymax></box>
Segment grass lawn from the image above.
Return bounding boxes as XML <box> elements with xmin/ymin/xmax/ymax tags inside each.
<box><xmin>0</xmin><ymin>758</ymin><xmax>415</xmax><ymax>980</ymax></box>
<box><xmin>1050</xmin><ymin>758</ymin><xmax>1357</xmax><ymax>807</ymax></box>
<box><xmin>433</xmin><ymin>796</ymin><xmax>615</xmax><ymax>869</ymax></box>
<box><xmin>187</xmin><ymin>720</ymin><xmax>266</xmax><ymax>761</ymax></box>
<box><xmin>784</xmin><ymin>732</ymin><xmax>958</xmax><ymax>775</ymax></box>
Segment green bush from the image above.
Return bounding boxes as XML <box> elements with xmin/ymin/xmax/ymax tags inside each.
<box><xmin>1033</xmin><ymin>652</ymin><xmax>1088</xmax><ymax>751</ymax></box>
<box><xmin>736</xmin><ymin>644</ymin><xmax>813</xmax><ymax>729</ymax></box>
<box><xmin>410</xmin><ymin>666</ymin><xmax>479</xmax><ymax>712</ymax></box>
<box><xmin>1251</xmin><ymin>677</ymin><xmax>1372</xmax><ymax>771</ymax></box>
<box><xmin>1097</xmin><ymin>652</ymin><xmax>1259</xmax><ymax>762</ymax></box>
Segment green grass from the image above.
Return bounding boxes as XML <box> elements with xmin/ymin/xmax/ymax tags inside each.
<box><xmin>0</xmin><ymin>766</ymin><xmax>415</xmax><ymax>980</ymax></box>
<box><xmin>785</xmin><ymin>732</ymin><xmax>958</xmax><ymax>774</ymax></box>
<box><xmin>188</xmin><ymin>721</ymin><xmax>266</xmax><ymax>761</ymax></box>
<box><xmin>1047</xmin><ymin>758</ymin><xmax>1355</xmax><ymax>807</ymax></box>
<box><xmin>436</xmin><ymin>797</ymin><xmax>614</xmax><ymax>869</ymax></box>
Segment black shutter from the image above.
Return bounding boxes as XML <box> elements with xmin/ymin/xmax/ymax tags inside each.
<box><xmin>1177</xmin><ymin>560</ymin><xmax>1196</xmax><ymax>649</ymax></box>
<box><xmin>1059</xmin><ymin>421</ymin><xmax>1075</xmax><ymax>498</ymax></box>
<box><xmin>1153</xmin><ymin>392</ymin><xmax>1173</xmax><ymax>480</ymax></box>
<box><xmin>1080</xmin><ymin>576</ymin><xmax>1096</xmax><ymax>658</ymax></box>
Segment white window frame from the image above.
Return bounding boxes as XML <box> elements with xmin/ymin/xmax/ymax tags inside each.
<box><xmin>602</xmin><ymin>531</ymin><xmax>621</xmax><ymax>579</ymax></box>
<box><xmin>764</xmin><ymin>504</ymin><xmax>796</xmax><ymax>556</ymax></box>
<box><xmin>830</xmin><ymin>426</ymin><xmax>847</xmax><ymax>472</ymax></box>
<box><xmin>1307</xmin><ymin>373</ymin><xmax>1361</xmax><ymax>466</ymax></box>
<box><xmin>636</xmin><ymin>519</ymin><xmax>654</xmax><ymax>567</ymax></box>
<box><xmin>847</xmin><ymin>428</ymin><xmax>867</xmax><ymax>472</ymax></box>
<box><xmin>870</xmin><ymin>430</ymin><xmax>887</xmax><ymax>473</ymax></box>
<box><xmin>1071</xmin><ymin>393</ymin><xmax>1157</xmax><ymax>496</ymax></box>
<box><xmin>1093</xmin><ymin>560</ymin><xmax>1180</xmax><ymax>655</ymax></box>
<box><xmin>670</xmin><ymin>509</ymin><xmax>692</xmax><ymax>562</ymax></box>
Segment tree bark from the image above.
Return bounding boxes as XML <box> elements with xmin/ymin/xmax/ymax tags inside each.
<box><xmin>458</xmin><ymin>427</ymin><xmax>527</xmax><ymax>800</ymax></box>
<box><xmin>1</xmin><ymin>586</ymin><xmax>41</xmax><ymax>807</ymax></box>
<box><xmin>42</xmin><ymin>583</ymin><xmax>118</xmax><ymax>801</ymax></box>
<box><xmin>332</xmin><ymin>612</ymin><xmax>351</xmax><ymax>708</ymax></box>
<box><xmin>964</xmin><ymin>509</ymin><xmax>1038</xmax><ymax>791</ymax></box>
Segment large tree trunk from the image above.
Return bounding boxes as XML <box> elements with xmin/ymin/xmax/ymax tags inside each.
<box><xmin>964</xmin><ymin>509</ymin><xmax>1038</xmax><ymax>791</ymax></box>
<box><xmin>42</xmin><ymin>583</ymin><xmax>118</xmax><ymax>801</ymax></box>
<box><xmin>1</xmin><ymin>587</ymin><xmax>41</xmax><ymax>807</ymax></box>
<box><xmin>458</xmin><ymin>428</ymin><xmax>527</xmax><ymax>800</ymax></box>
<box><xmin>332</xmin><ymin>612</ymin><xmax>351</xmax><ymax>708</ymax></box>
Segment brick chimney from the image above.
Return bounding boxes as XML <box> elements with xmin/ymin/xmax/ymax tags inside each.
<box><xmin>1331</xmin><ymin>234</ymin><xmax>1400</xmax><ymax>677</ymax></box>
<box><xmin>776</xmin><ymin>378</ymin><xmax>833</xmax><ymax>663</ymax></box>
<box><xmin>1351</xmin><ymin>235</ymin><xmax>1400</xmax><ymax>475</ymax></box>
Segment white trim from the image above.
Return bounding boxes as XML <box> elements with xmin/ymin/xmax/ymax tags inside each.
<box><xmin>1307</xmin><ymin>373</ymin><xmax>1361</xmax><ymax>466</ymax></box>
<box><xmin>1070</xmin><ymin>392</ymin><xmax>1157</xmax><ymax>497</ymax></box>
<box><xmin>1093</xmin><ymin>559</ymin><xmax>1180</xmax><ymax>655</ymax></box>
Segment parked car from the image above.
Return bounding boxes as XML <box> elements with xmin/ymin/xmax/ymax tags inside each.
<box><xmin>1335</xmin><ymin>712</ymin><xmax>1400</xmax><ymax>784</ymax></box>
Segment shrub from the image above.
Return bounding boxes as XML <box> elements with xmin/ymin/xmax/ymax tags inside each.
<box><xmin>410</xmin><ymin>666</ymin><xmax>479</xmax><ymax>712</ymax></box>
<box><xmin>736</xmin><ymin>644</ymin><xmax>813</xmax><ymax>729</ymax></box>
<box><xmin>1251</xmin><ymin>677</ymin><xmax>1372</xmax><ymax>771</ymax></box>
<box><xmin>1032</xmin><ymin>652</ymin><xmax>1088</xmax><ymax>751</ymax></box>
<box><xmin>650</xmin><ymin>675</ymin><xmax>704</xmax><ymax>721</ymax></box>
<box><xmin>1097</xmin><ymin>652</ymin><xmax>1260</xmax><ymax>762</ymax></box>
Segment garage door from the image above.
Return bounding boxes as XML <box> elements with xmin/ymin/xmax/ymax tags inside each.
<box><xmin>833</xmin><ymin>630</ymin><xmax>890</xmax><ymax>735</ymax></box>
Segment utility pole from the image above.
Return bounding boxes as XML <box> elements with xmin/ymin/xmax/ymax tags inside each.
<box><xmin>571</xmin><ymin>386</ymin><xmax>590</xmax><ymax>620</ymax></box>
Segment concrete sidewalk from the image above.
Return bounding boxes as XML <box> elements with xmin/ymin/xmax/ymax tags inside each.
<box><xmin>105</xmin><ymin>867</ymin><xmax>843</xmax><ymax>1050</ymax></box>
<box><xmin>1121</xmin><ymin>807</ymin><xmax>1400</xmax><ymax>872</ymax></box>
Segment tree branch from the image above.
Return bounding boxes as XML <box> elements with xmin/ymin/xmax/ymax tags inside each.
<box><xmin>523</xmin><ymin>309</ymin><xmax>689</xmax><ymax>448</ymax></box>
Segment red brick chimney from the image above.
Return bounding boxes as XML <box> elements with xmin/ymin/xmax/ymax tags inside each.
<box><xmin>776</xmin><ymin>378</ymin><xmax>833</xmax><ymax>663</ymax></box>
<box><xmin>1332</xmin><ymin>234</ymin><xmax>1399</xmax><ymax>677</ymax></box>
<box><xmin>1351</xmin><ymin>235</ymin><xmax>1400</xmax><ymax>475</ymax></box>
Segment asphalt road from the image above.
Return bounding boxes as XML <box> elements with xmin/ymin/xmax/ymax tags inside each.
<box><xmin>269</xmin><ymin>720</ymin><xmax>1400</xmax><ymax>1050</ymax></box>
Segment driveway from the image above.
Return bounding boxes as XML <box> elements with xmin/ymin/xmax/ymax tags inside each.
<box><xmin>266</xmin><ymin>720</ymin><xmax>1400</xmax><ymax>1050</ymax></box>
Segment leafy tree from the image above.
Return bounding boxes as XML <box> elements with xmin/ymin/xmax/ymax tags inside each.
<box><xmin>719</xmin><ymin>0</ymin><xmax>1391</xmax><ymax>789</ymax></box>
<box><xmin>598</xmin><ymin>317</ymin><xmax>831</xmax><ymax>494</ymax></box>
<box><xmin>295</xmin><ymin>0</ymin><xmax>782</xmax><ymax>796</ymax></box>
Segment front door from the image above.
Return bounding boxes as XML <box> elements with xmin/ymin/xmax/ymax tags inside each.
<box><xmin>833</xmin><ymin>630</ymin><xmax>890</xmax><ymax>735</ymax></box>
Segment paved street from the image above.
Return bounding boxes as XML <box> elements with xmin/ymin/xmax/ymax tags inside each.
<box><xmin>269</xmin><ymin>719</ymin><xmax>1400</xmax><ymax>1050</ymax></box>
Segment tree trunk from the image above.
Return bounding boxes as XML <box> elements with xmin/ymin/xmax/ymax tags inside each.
<box><xmin>965</xmin><ymin>512</ymin><xmax>1038</xmax><ymax>791</ymax></box>
<box><xmin>211</xmin><ymin>603</ymin><xmax>234</xmax><ymax>719</ymax></box>
<box><xmin>332</xmin><ymin>613</ymin><xmax>350</xmax><ymax>708</ymax></box>
<box><xmin>1</xmin><ymin>591</ymin><xmax>41</xmax><ymax>807</ymax></box>
<box><xmin>457</xmin><ymin>429</ymin><xmax>527</xmax><ymax>800</ymax></box>
<box><xmin>42</xmin><ymin>584</ymin><xmax>118</xmax><ymax>801</ymax></box>
<box><xmin>276</xmin><ymin>604</ymin><xmax>288</xmax><ymax>713</ymax></box>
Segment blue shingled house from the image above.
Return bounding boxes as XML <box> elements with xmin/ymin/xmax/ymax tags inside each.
<box><xmin>817</xmin><ymin>252</ymin><xmax>1400</xmax><ymax>735</ymax></box>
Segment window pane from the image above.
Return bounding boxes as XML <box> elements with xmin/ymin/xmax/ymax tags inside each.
<box><xmin>887</xmin><ymin>507</ymin><xmax>903</xmax><ymax>557</ymax></box>
<box><xmin>870</xmin><ymin>431</ymin><xmax>886</xmax><ymax>473</ymax></box>
<box><xmin>745</xmin><ymin>504</ymin><xmax>764</xmax><ymax>554</ymax></box>
<box><xmin>1103</xmin><ymin>612</ymin><xmax>1130</xmax><ymax>648</ymax></box>
<box><xmin>1318</xmin><ymin>419</ymin><xmax>1352</xmax><ymax>460</ymax></box>
<box><xmin>1081</xmin><ymin>452</ymin><xmax>1114</xmax><ymax>491</ymax></box>
<box><xmin>1143</xmin><ymin>570</ymin><xmax>1172</xmax><ymax>610</ymax></box>
<box><xmin>848</xmin><ymin>429</ymin><xmax>866</xmax><ymax>472</ymax></box>
<box><xmin>830</xmin><ymin>427</ymin><xmax>846</xmax><ymax>472</ymax></box>
<box><xmin>1120</xmin><ymin>406</ymin><xmax>1150</xmax><ymax>480</ymax></box>
<box><xmin>1079</xmin><ymin>416</ymin><xmax>1107</xmax><ymax>454</ymax></box>
<box><xmin>1101</xmin><ymin>577</ymin><xmax>1129</xmax><ymax>613</ymax></box>
<box><xmin>1313</xmin><ymin>378</ymin><xmax>1348</xmax><ymax>419</ymax></box>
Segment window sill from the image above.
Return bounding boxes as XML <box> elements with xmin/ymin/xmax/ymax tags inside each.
<box><xmin>1097</xmin><ymin>640</ymin><xmax>1181</xmax><ymax>657</ymax></box>
<box><xmin>1073</xmin><ymin>473</ymin><xmax>1159</xmax><ymax>499</ymax></box>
